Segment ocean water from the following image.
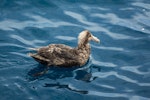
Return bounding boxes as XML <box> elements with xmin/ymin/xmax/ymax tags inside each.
<box><xmin>0</xmin><ymin>0</ymin><xmax>150</xmax><ymax>100</ymax></box>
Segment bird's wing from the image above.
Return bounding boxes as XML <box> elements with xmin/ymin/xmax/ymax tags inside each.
<box><xmin>38</xmin><ymin>44</ymin><xmax>78</xmax><ymax>60</ymax></box>
<box><xmin>28</xmin><ymin>53</ymin><xmax>50</xmax><ymax>64</ymax></box>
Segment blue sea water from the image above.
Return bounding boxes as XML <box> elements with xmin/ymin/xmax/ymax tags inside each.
<box><xmin>0</xmin><ymin>0</ymin><xmax>150</xmax><ymax>100</ymax></box>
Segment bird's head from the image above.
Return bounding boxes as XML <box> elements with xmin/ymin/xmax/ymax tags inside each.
<box><xmin>78</xmin><ymin>30</ymin><xmax>100</xmax><ymax>47</ymax></box>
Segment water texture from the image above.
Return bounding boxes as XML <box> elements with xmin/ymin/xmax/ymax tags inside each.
<box><xmin>0</xmin><ymin>0</ymin><xmax>150</xmax><ymax>100</ymax></box>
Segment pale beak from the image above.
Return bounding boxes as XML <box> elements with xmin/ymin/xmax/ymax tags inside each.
<box><xmin>91</xmin><ymin>35</ymin><xmax>100</xmax><ymax>43</ymax></box>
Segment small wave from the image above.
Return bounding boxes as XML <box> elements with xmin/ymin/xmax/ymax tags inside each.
<box><xmin>0</xmin><ymin>43</ymin><xmax>25</xmax><ymax>49</ymax></box>
<box><xmin>88</xmin><ymin>91</ymin><xmax>128</xmax><ymax>98</ymax></box>
<box><xmin>0</xmin><ymin>14</ymin><xmax>78</xmax><ymax>31</ymax></box>
<box><xmin>97</xmin><ymin>84</ymin><xmax>116</xmax><ymax>90</ymax></box>
<box><xmin>132</xmin><ymin>2</ymin><xmax>150</xmax><ymax>10</ymax></box>
<box><xmin>121</xmin><ymin>66</ymin><xmax>149</xmax><ymax>75</ymax></box>
<box><xmin>10</xmin><ymin>34</ymin><xmax>45</xmax><ymax>46</ymax></box>
<box><xmin>92</xmin><ymin>60</ymin><xmax>117</xmax><ymax>68</ymax></box>
<box><xmin>92</xmin><ymin>45</ymin><xmax>125</xmax><ymax>52</ymax></box>
<box><xmin>91</xmin><ymin>12</ymin><xmax>150</xmax><ymax>35</ymax></box>
<box><xmin>55</xmin><ymin>35</ymin><xmax>76</xmax><ymax>41</ymax></box>
<box><xmin>9</xmin><ymin>52</ymin><xmax>28</xmax><ymax>58</ymax></box>
<box><xmin>92</xmin><ymin>71</ymin><xmax>137</xmax><ymax>84</ymax></box>
<box><xmin>89</xmin><ymin>91</ymin><xmax>150</xmax><ymax>100</ymax></box>
<box><xmin>64</xmin><ymin>11</ymin><xmax>98</xmax><ymax>26</ymax></box>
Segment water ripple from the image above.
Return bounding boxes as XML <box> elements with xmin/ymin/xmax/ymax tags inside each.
<box><xmin>0</xmin><ymin>0</ymin><xmax>150</xmax><ymax>100</ymax></box>
<box><xmin>121</xmin><ymin>66</ymin><xmax>149</xmax><ymax>75</ymax></box>
<box><xmin>55</xmin><ymin>35</ymin><xmax>76</xmax><ymax>41</ymax></box>
<box><xmin>0</xmin><ymin>14</ymin><xmax>78</xmax><ymax>31</ymax></box>
<box><xmin>10</xmin><ymin>34</ymin><xmax>45</xmax><ymax>46</ymax></box>
<box><xmin>132</xmin><ymin>2</ymin><xmax>150</xmax><ymax>10</ymax></box>
<box><xmin>0</xmin><ymin>43</ymin><xmax>25</xmax><ymax>49</ymax></box>
<box><xmin>92</xmin><ymin>45</ymin><xmax>125</xmax><ymax>52</ymax></box>
<box><xmin>64</xmin><ymin>11</ymin><xmax>98</xmax><ymax>26</ymax></box>
<box><xmin>91</xmin><ymin>12</ymin><xmax>150</xmax><ymax>35</ymax></box>
<box><xmin>88</xmin><ymin>91</ymin><xmax>128</xmax><ymax>98</ymax></box>
<box><xmin>92</xmin><ymin>60</ymin><xmax>117</xmax><ymax>68</ymax></box>
<box><xmin>93</xmin><ymin>71</ymin><xmax>137</xmax><ymax>84</ymax></box>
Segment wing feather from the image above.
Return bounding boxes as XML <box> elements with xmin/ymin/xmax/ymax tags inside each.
<box><xmin>38</xmin><ymin>44</ymin><xmax>78</xmax><ymax>60</ymax></box>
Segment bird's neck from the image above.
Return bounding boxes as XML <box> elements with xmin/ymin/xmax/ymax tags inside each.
<box><xmin>77</xmin><ymin>43</ymin><xmax>89</xmax><ymax>49</ymax></box>
<box><xmin>77</xmin><ymin>42</ymin><xmax>91</xmax><ymax>52</ymax></box>
<box><xmin>77</xmin><ymin>38</ymin><xmax>89</xmax><ymax>49</ymax></box>
<box><xmin>76</xmin><ymin>43</ymin><xmax>91</xmax><ymax>66</ymax></box>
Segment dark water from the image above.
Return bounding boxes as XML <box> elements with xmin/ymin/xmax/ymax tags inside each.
<box><xmin>0</xmin><ymin>0</ymin><xmax>150</xmax><ymax>100</ymax></box>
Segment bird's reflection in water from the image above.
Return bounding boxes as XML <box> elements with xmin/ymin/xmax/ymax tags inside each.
<box><xmin>28</xmin><ymin>60</ymin><xmax>103</xmax><ymax>82</ymax></box>
<box><xmin>74</xmin><ymin>70</ymin><xmax>92</xmax><ymax>82</ymax></box>
<box><xmin>27</xmin><ymin>62</ymin><xmax>101</xmax><ymax>94</ymax></box>
<box><xmin>74</xmin><ymin>64</ymin><xmax>101</xmax><ymax>82</ymax></box>
<box><xmin>27</xmin><ymin>64</ymin><xmax>94</xmax><ymax>81</ymax></box>
<box><xmin>27</xmin><ymin>64</ymin><xmax>75</xmax><ymax>81</ymax></box>
<box><xmin>44</xmin><ymin>82</ymin><xmax>88</xmax><ymax>94</ymax></box>
<box><xmin>27</xmin><ymin>59</ymin><xmax>97</xmax><ymax>82</ymax></box>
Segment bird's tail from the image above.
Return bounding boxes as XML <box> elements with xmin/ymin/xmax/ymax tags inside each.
<box><xmin>27</xmin><ymin>53</ymin><xmax>49</xmax><ymax>63</ymax></box>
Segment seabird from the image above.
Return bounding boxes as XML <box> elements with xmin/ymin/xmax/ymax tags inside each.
<box><xmin>28</xmin><ymin>30</ymin><xmax>100</xmax><ymax>67</ymax></box>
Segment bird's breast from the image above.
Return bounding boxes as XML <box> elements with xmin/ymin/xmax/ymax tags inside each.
<box><xmin>77</xmin><ymin>47</ymin><xmax>90</xmax><ymax>66</ymax></box>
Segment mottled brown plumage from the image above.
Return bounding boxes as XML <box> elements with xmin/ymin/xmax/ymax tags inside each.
<box><xmin>28</xmin><ymin>30</ymin><xmax>100</xmax><ymax>67</ymax></box>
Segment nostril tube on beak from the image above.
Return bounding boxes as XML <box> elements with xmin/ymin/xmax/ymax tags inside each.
<box><xmin>91</xmin><ymin>35</ymin><xmax>100</xmax><ymax>43</ymax></box>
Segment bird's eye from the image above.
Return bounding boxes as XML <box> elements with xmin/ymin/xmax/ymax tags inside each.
<box><xmin>87</xmin><ymin>32</ymin><xmax>91</xmax><ymax>37</ymax></box>
<box><xmin>89</xmin><ymin>34</ymin><xmax>92</xmax><ymax>37</ymax></box>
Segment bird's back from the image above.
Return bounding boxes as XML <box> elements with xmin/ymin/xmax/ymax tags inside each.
<box><xmin>30</xmin><ymin>44</ymin><xmax>80</xmax><ymax>67</ymax></box>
